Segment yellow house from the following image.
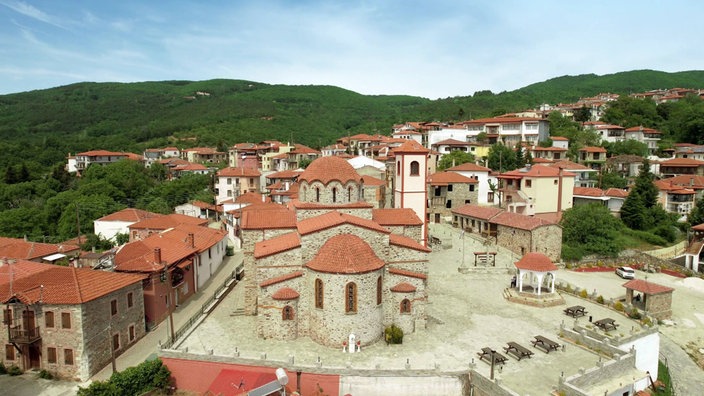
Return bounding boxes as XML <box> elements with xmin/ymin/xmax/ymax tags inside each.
<box><xmin>497</xmin><ymin>165</ymin><xmax>575</xmax><ymax>216</ymax></box>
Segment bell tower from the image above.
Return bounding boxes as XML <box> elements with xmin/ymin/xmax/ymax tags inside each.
<box><xmin>392</xmin><ymin>140</ymin><xmax>429</xmax><ymax>245</ymax></box>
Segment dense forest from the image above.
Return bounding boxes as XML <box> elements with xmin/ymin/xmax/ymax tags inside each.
<box><xmin>1</xmin><ymin>69</ymin><xmax>704</xmax><ymax>248</ymax></box>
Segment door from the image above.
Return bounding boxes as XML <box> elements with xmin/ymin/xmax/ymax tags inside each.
<box><xmin>22</xmin><ymin>310</ymin><xmax>35</xmax><ymax>332</ymax></box>
<box><xmin>29</xmin><ymin>344</ymin><xmax>41</xmax><ymax>369</ymax></box>
<box><xmin>434</xmin><ymin>213</ymin><xmax>440</xmax><ymax>223</ymax></box>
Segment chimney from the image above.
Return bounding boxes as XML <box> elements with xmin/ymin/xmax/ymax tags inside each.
<box><xmin>154</xmin><ymin>248</ymin><xmax>162</xmax><ymax>264</ymax></box>
<box><xmin>188</xmin><ymin>233</ymin><xmax>195</xmax><ymax>248</ymax></box>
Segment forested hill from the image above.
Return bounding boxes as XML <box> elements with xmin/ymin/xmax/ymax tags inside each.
<box><xmin>1</xmin><ymin>69</ymin><xmax>704</xmax><ymax>171</ymax></box>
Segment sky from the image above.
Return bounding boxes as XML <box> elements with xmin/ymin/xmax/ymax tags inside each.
<box><xmin>0</xmin><ymin>0</ymin><xmax>702</xmax><ymax>99</ymax></box>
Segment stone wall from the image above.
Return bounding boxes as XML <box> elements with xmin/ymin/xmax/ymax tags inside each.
<box><xmin>384</xmin><ymin>224</ymin><xmax>422</xmax><ymax>243</ymax></box>
<box><xmin>530</xmin><ymin>225</ymin><xmax>562</xmax><ymax>261</ymax></box>
<box><xmin>645</xmin><ymin>292</ymin><xmax>672</xmax><ymax>320</ymax></box>
<box><xmin>428</xmin><ymin>183</ymin><xmax>479</xmax><ymax>219</ymax></box>
<box><xmin>559</xmin><ymin>353</ymin><xmax>638</xmax><ymax>396</ymax></box>
<box><xmin>469</xmin><ymin>370</ymin><xmax>521</xmax><ymax>396</ymax></box>
<box><xmin>299</xmin><ymin>180</ymin><xmax>363</xmax><ymax>205</ymax></box>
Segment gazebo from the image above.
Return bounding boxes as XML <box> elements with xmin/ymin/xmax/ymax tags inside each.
<box><xmin>514</xmin><ymin>252</ymin><xmax>557</xmax><ymax>296</ymax></box>
<box><xmin>622</xmin><ymin>279</ymin><xmax>675</xmax><ymax>320</ymax></box>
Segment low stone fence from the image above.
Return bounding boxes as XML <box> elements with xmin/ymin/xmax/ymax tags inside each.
<box><xmin>469</xmin><ymin>369</ymin><xmax>521</xmax><ymax>396</ymax></box>
<box><xmin>558</xmin><ymin>352</ymin><xmax>638</xmax><ymax>396</ymax></box>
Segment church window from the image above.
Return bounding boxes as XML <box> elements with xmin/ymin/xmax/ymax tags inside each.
<box><xmin>397</xmin><ymin>161</ymin><xmax>401</xmax><ymax>175</ymax></box>
<box><xmin>282</xmin><ymin>306</ymin><xmax>295</xmax><ymax>320</ymax></box>
<box><xmin>315</xmin><ymin>187</ymin><xmax>320</xmax><ymax>202</ymax></box>
<box><xmin>315</xmin><ymin>279</ymin><xmax>324</xmax><ymax>309</ymax></box>
<box><xmin>400</xmin><ymin>298</ymin><xmax>411</xmax><ymax>313</ymax></box>
<box><xmin>332</xmin><ymin>187</ymin><xmax>337</xmax><ymax>203</ymax></box>
<box><xmin>410</xmin><ymin>161</ymin><xmax>420</xmax><ymax>176</ymax></box>
<box><xmin>348</xmin><ymin>187</ymin><xmax>353</xmax><ymax>202</ymax></box>
<box><xmin>345</xmin><ymin>282</ymin><xmax>357</xmax><ymax>313</ymax></box>
<box><xmin>376</xmin><ymin>276</ymin><xmax>382</xmax><ymax>305</ymax></box>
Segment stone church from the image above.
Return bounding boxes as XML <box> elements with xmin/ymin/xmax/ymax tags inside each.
<box><xmin>239</xmin><ymin>147</ymin><xmax>430</xmax><ymax>348</ymax></box>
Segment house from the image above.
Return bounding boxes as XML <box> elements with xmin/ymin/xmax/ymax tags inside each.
<box><xmin>673</xmin><ymin>143</ymin><xmax>704</xmax><ymax>161</ymax></box>
<box><xmin>427</xmin><ymin>171</ymin><xmax>478</xmax><ymax>223</ymax></box>
<box><xmin>624</xmin><ymin>126</ymin><xmax>661</xmax><ymax>155</ymax></box>
<box><xmin>445</xmin><ymin>162</ymin><xmax>498</xmax><ymax>205</ymax></box>
<box><xmin>94</xmin><ymin>208</ymin><xmax>162</xmax><ymax>242</ymax></box>
<box><xmin>127</xmin><ymin>213</ymin><xmax>208</xmax><ymax>241</ymax></box>
<box><xmin>451</xmin><ymin>204</ymin><xmax>562</xmax><ymax>261</ymax></box>
<box><xmin>656</xmin><ymin>175</ymin><xmax>704</xmax><ymax>200</ymax></box>
<box><xmin>654</xmin><ymin>179</ymin><xmax>696</xmax><ymax>220</ymax></box>
<box><xmin>584</xmin><ymin>123</ymin><xmax>625</xmax><ymax>143</ymax></box>
<box><xmin>578</xmin><ymin>146</ymin><xmax>608</xmax><ymax>171</ymax></box>
<box><xmin>622</xmin><ymin>280</ymin><xmax>674</xmax><ymax>320</ymax></box>
<box><xmin>70</xmin><ymin>150</ymin><xmax>142</xmax><ymax>173</ymax></box>
<box><xmin>0</xmin><ymin>259</ymin><xmax>145</xmax><ymax>380</ymax></box>
<box><xmin>496</xmin><ymin>165</ymin><xmax>575</xmax><ymax>216</ymax></box>
<box><xmin>265</xmin><ymin>170</ymin><xmax>301</xmax><ymax>205</ymax></box>
<box><xmin>572</xmin><ymin>187</ymin><xmax>629</xmax><ymax>215</ymax></box>
<box><xmin>545</xmin><ymin>160</ymin><xmax>598</xmax><ymax>188</ymax></box>
<box><xmin>658</xmin><ymin>157</ymin><xmax>704</xmax><ymax>178</ymax></box>
<box><xmin>0</xmin><ymin>237</ymin><xmax>81</xmax><ymax>263</ymax></box>
<box><xmin>214</xmin><ymin>167</ymin><xmax>263</xmax><ymax>204</ymax></box>
<box><xmin>529</xmin><ymin>145</ymin><xmax>568</xmax><ymax>162</ymax></box>
<box><xmin>684</xmin><ymin>223</ymin><xmax>704</xmax><ymax>273</ymax></box>
<box><xmin>430</xmin><ymin>138</ymin><xmax>482</xmax><ymax>158</ymax></box>
<box><xmin>605</xmin><ymin>155</ymin><xmax>645</xmax><ymax>178</ymax></box>
<box><xmin>170</xmin><ymin>163</ymin><xmax>210</xmax><ymax>179</ymax></box>
<box><xmin>428</xmin><ymin>117</ymin><xmax>550</xmax><ymax>148</ymax></box>
<box><xmin>271</xmin><ymin>144</ymin><xmax>321</xmax><ymax>171</ymax></box>
<box><xmin>182</xmin><ymin>147</ymin><xmax>227</xmax><ymax>164</ymax></box>
<box><xmin>222</xmin><ymin>195</ymin><xmax>276</xmax><ymax>247</ymax></box>
<box><xmin>174</xmin><ymin>201</ymin><xmax>222</xmax><ymax>220</ymax></box>
<box><xmin>143</xmin><ymin>147</ymin><xmax>181</xmax><ymax>167</ymax></box>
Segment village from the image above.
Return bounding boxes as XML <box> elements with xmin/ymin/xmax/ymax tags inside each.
<box><xmin>2</xmin><ymin>88</ymin><xmax>704</xmax><ymax>395</ymax></box>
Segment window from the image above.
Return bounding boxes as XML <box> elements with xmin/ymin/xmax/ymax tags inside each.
<box><xmin>332</xmin><ymin>187</ymin><xmax>337</xmax><ymax>203</ymax></box>
<box><xmin>282</xmin><ymin>306</ymin><xmax>294</xmax><ymax>320</ymax></box>
<box><xmin>111</xmin><ymin>299</ymin><xmax>118</xmax><ymax>316</ymax></box>
<box><xmin>445</xmin><ymin>199</ymin><xmax>452</xmax><ymax>209</ymax></box>
<box><xmin>2</xmin><ymin>309</ymin><xmax>11</xmax><ymax>325</ymax></box>
<box><xmin>397</xmin><ymin>161</ymin><xmax>400</xmax><ymax>175</ymax></box>
<box><xmin>249</xmin><ymin>178</ymin><xmax>254</xmax><ymax>185</ymax></box>
<box><xmin>400</xmin><ymin>299</ymin><xmax>411</xmax><ymax>313</ymax></box>
<box><xmin>45</xmin><ymin>311</ymin><xmax>54</xmax><ymax>328</ymax></box>
<box><xmin>61</xmin><ymin>312</ymin><xmax>71</xmax><ymax>329</ymax></box>
<box><xmin>113</xmin><ymin>333</ymin><xmax>120</xmax><ymax>351</ymax></box>
<box><xmin>315</xmin><ymin>279</ymin><xmax>324</xmax><ymax>309</ymax></box>
<box><xmin>377</xmin><ymin>276</ymin><xmax>382</xmax><ymax>305</ymax></box>
<box><xmin>410</xmin><ymin>161</ymin><xmax>420</xmax><ymax>176</ymax></box>
<box><xmin>208</xmin><ymin>248</ymin><xmax>212</xmax><ymax>259</ymax></box>
<box><xmin>227</xmin><ymin>178</ymin><xmax>232</xmax><ymax>185</ymax></box>
<box><xmin>526</xmin><ymin>180</ymin><xmax>532</xmax><ymax>188</ymax></box>
<box><xmin>127</xmin><ymin>292</ymin><xmax>134</xmax><ymax>308</ymax></box>
<box><xmin>487</xmin><ymin>192</ymin><xmax>494</xmax><ymax>202</ymax></box>
<box><xmin>64</xmin><ymin>349</ymin><xmax>74</xmax><ymax>365</ymax></box>
<box><xmin>129</xmin><ymin>325</ymin><xmax>136</xmax><ymax>342</ymax></box>
<box><xmin>348</xmin><ymin>187</ymin><xmax>353</xmax><ymax>202</ymax></box>
<box><xmin>554</xmin><ymin>179</ymin><xmax>558</xmax><ymax>185</ymax></box>
<box><xmin>447</xmin><ymin>184</ymin><xmax>453</xmax><ymax>192</ymax></box>
<box><xmin>5</xmin><ymin>344</ymin><xmax>14</xmax><ymax>360</ymax></box>
<box><xmin>315</xmin><ymin>187</ymin><xmax>320</xmax><ymax>202</ymax></box>
<box><xmin>47</xmin><ymin>347</ymin><xmax>57</xmax><ymax>364</ymax></box>
<box><xmin>345</xmin><ymin>283</ymin><xmax>357</xmax><ymax>313</ymax></box>
<box><xmin>469</xmin><ymin>184</ymin><xmax>475</xmax><ymax>192</ymax></box>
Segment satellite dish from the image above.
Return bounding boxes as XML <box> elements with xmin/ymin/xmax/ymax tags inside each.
<box><xmin>276</xmin><ymin>368</ymin><xmax>289</xmax><ymax>385</ymax></box>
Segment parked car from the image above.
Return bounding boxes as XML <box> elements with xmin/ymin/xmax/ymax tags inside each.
<box><xmin>615</xmin><ymin>266</ymin><xmax>635</xmax><ymax>279</ymax></box>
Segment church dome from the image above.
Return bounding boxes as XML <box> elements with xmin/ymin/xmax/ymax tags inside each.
<box><xmin>306</xmin><ymin>234</ymin><xmax>384</xmax><ymax>274</ymax></box>
<box><xmin>298</xmin><ymin>156</ymin><xmax>361</xmax><ymax>185</ymax></box>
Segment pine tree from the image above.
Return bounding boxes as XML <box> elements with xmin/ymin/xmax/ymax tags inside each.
<box><xmin>688</xmin><ymin>197</ymin><xmax>704</xmax><ymax>227</ymax></box>
<box><xmin>632</xmin><ymin>159</ymin><xmax>658</xmax><ymax>208</ymax></box>
<box><xmin>621</xmin><ymin>190</ymin><xmax>646</xmax><ymax>230</ymax></box>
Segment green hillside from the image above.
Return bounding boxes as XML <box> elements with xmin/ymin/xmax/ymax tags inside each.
<box><xmin>1</xmin><ymin>69</ymin><xmax>704</xmax><ymax>171</ymax></box>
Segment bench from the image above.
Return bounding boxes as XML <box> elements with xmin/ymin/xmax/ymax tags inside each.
<box><xmin>503</xmin><ymin>342</ymin><xmax>534</xmax><ymax>360</ymax></box>
<box><xmin>477</xmin><ymin>347</ymin><xmax>507</xmax><ymax>365</ymax></box>
<box><xmin>594</xmin><ymin>318</ymin><xmax>619</xmax><ymax>332</ymax></box>
<box><xmin>563</xmin><ymin>305</ymin><xmax>587</xmax><ymax>318</ymax></box>
<box><xmin>531</xmin><ymin>335</ymin><xmax>560</xmax><ymax>354</ymax></box>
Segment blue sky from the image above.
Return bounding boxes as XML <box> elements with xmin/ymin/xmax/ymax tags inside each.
<box><xmin>1</xmin><ymin>0</ymin><xmax>702</xmax><ymax>99</ymax></box>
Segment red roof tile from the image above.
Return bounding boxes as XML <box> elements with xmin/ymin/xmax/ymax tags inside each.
<box><xmin>491</xmin><ymin>212</ymin><xmax>556</xmax><ymax>231</ymax></box>
<box><xmin>515</xmin><ymin>252</ymin><xmax>557</xmax><ymax>271</ymax></box>
<box><xmin>306</xmin><ymin>234</ymin><xmax>385</xmax><ymax>274</ymax></box>
<box><xmin>217</xmin><ymin>167</ymin><xmax>261</xmax><ymax>177</ymax></box>
<box><xmin>451</xmin><ymin>204</ymin><xmax>503</xmax><ymax>220</ymax></box>
<box><xmin>129</xmin><ymin>213</ymin><xmax>208</xmax><ymax>230</ymax></box>
<box><xmin>297</xmin><ymin>211</ymin><xmax>390</xmax><ymax>235</ymax></box>
<box><xmin>622</xmin><ymin>279</ymin><xmax>674</xmax><ymax>294</ymax></box>
<box><xmin>114</xmin><ymin>235</ymin><xmax>198</xmax><ymax>272</ymax></box>
<box><xmin>428</xmin><ymin>171</ymin><xmax>477</xmax><ymax>185</ymax></box>
<box><xmin>298</xmin><ymin>156</ymin><xmax>361</xmax><ymax>185</ymax></box>
<box><xmin>360</xmin><ymin>175</ymin><xmax>385</xmax><ymax>186</ymax></box>
<box><xmin>390</xmin><ymin>140</ymin><xmax>430</xmax><ymax>154</ymax></box>
<box><xmin>390</xmin><ymin>282</ymin><xmax>417</xmax><ymax>293</ymax></box>
<box><xmin>389</xmin><ymin>234</ymin><xmax>431</xmax><ymax>252</ymax></box>
<box><xmin>604</xmin><ymin>188</ymin><xmax>629</xmax><ymax>198</ymax></box>
<box><xmin>445</xmin><ymin>162</ymin><xmax>491</xmax><ymax>172</ymax></box>
<box><xmin>259</xmin><ymin>271</ymin><xmax>304</xmax><ymax>287</ymax></box>
<box><xmin>660</xmin><ymin>158</ymin><xmax>704</xmax><ymax>167</ymax></box>
<box><xmin>0</xmin><ymin>237</ymin><xmax>80</xmax><ymax>260</ymax></box>
<box><xmin>271</xmin><ymin>287</ymin><xmax>300</xmax><ymax>300</ymax></box>
<box><xmin>547</xmin><ymin>160</ymin><xmax>592</xmax><ymax>171</ymax></box>
<box><xmin>254</xmin><ymin>232</ymin><xmax>301</xmax><ymax>259</ymax></box>
<box><xmin>573</xmin><ymin>187</ymin><xmax>606</xmax><ymax>197</ymax></box>
<box><xmin>372</xmin><ymin>208</ymin><xmax>423</xmax><ymax>226</ymax></box>
<box><xmin>579</xmin><ymin>146</ymin><xmax>607</xmax><ymax>153</ymax></box>
<box><xmin>97</xmin><ymin>208</ymin><xmax>161</xmax><ymax>222</ymax></box>
<box><xmin>240</xmin><ymin>204</ymin><xmax>297</xmax><ymax>230</ymax></box>
<box><xmin>388</xmin><ymin>268</ymin><xmax>427</xmax><ymax>280</ymax></box>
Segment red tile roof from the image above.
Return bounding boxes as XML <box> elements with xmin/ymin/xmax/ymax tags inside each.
<box><xmin>240</xmin><ymin>204</ymin><xmax>297</xmax><ymax>230</ymax></box>
<box><xmin>390</xmin><ymin>282</ymin><xmax>417</xmax><ymax>293</ymax></box>
<box><xmin>266</xmin><ymin>170</ymin><xmax>303</xmax><ymax>180</ymax></box>
<box><xmin>573</xmin><ymin>187</ymin><xmax>606</xmax><ymax>197</ymax></box>
<box><xmin>0</xmin><ymin>260</ymin><xmax>143</xmax><ymax>304</ymax></box>
<box><xmin>500</xmin><ymin>165</ymin><xmax>576</xmax><ymax>178</ymax></box>
<box><xmin>491</xmin><ymin>212</ymin><xmax>556</xmax><ymax>230</ymax></box>
<box><xmin>390</xmin><ymin>140</ymin><xmax>429</xmax><ymax>154</ymax></box>
<box><xmin>129</xmin><ymin>213</ymin><xmax>208</xmax><ymax>230</ymax></box>
<box><xmin>514</xmin><ymin>252</ymin><xmax>557</xmax><ymax>272</ymax></box>
<box><xmin>428</xmin><ymin>171</ymin><xmax>477</xmax><ymax>185</ymax></box>
<box><xmin>445</xmin><ymin>162</ymin><xmax>491</xmax><ymax>172</ymax></box>
<box><xmin>372</xmin><ymin>208</ymin><xmax>423</xmax><ymax>226</ymax></box>
<box><xmin>659</xmin><ymin>158</ymin><xmax>704</xmax><ymax>167</ymax></box>
<box><xmin>271</xmin><ymin>287</ymin><xmax>300</xmax><ymax>300</ymax></box>
<box><xmin>114</xmin><ymin>235</ymin><xmax>198</xmax><ymax>272</ymax></box>
<box><xmin>160</xmin><ymin>224</ymin><xmax>227</xmax><ymax>253</ymax></box>
<box><xmin>547</xmin><ymin>160</ymin><xmax>592</xmax><ymax>171</ymax></box>
<box><xmin>389</xmin><ymin>234</ymin><xmax>431</xmax><ymax>252</ymax></box>
<box><xmin>661</xmin><ymin>175</ymin><xmax>704</xmax><ymax>189</ymax></box>
<box><xmin>360</xmin><ymin>175</ymin><xmax>385</xmax><ymax>186</ymax></box>
<box><xmin>306</xmin><ymin>234</ymin><xmax>385</xmax><ymax>274</ymax></box>
<box><xmin>292</xmin><ymin>201</ymin><xmax>374</xmax><ymax>210</ymax></box>
<box><xmin>254</xmin><ymin>232</ymin><xmax>301</xmax><ymax>259</ymax></box>
<box><xmin>388</xmin><ymin>268</ymin><xmax>427</xmax><ymax>280</ymax></box>
<box><xmin>622</xmin><ymin>279</ymin><xmax>674</xmax><ymax>295</ymax></box>
<box><xmin>0</xmin><ymin>237</ymin><xmax>80</xmax><ymax>260</ymax></box>
<box><xmin>579</xmin><ymin>146</ymin><xmax>607</xmax><ymax>153</ymax></box>
<box><xmin>97</xmin><ymin>208</ymin><xmax>161</xmax><ymax>222</ymax></box>
<box><xmin>605</xmin><ymin>188</ymin><xmax>629</xmax><ymax>198</ymax></box>
<box><xmin>298</xmin><ymin>156</ymin><xmax>361</xmax><ymax>185</ymax></box>
<box><xmin>297</xmin><ymin>211</ymin><xmax>390</xmax><ymax>235</ymax></box>
<box><xmin>259</xmin><ymin>271</ymin><xmax>304</xmax><ymax>287</ymax></box>
<box><xmin>217</xmin><ymin>167</ymin><xmax>261</xmax><ymax>177</ymax></box>
<box><xmin>451</xmin><ymin>205</ymin><xmax>503</xmax><ymax>220</ymax></box>
<box><xmin>236</xmin><ymin>192</ymin><xmax>268</xmax><ymax>204</ymax></box>
<box><xmin>77</xmin><ymin>150</ymin><xmax>128</xmax><ymax>157</ymax></box>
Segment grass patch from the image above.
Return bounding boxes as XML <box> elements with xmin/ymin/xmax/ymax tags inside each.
<box><xmin>653</xmin><ymin>360</ymin><xmax>673</xmax><ymax>395</ymax></box>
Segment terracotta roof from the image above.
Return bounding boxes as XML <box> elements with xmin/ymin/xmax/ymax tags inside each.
<box><xmin>298</xmin><ymin>156</ymin><xmax>361</xmax><ymax>185</ymax></box>
<box><xmin>551</xmin><ymin>136</ymin><xmax>569</xmax><ymax>141</ymax></box>
<box><xmin>451</xmin><ymin>204</ymin><xmax>503</xmax><ymax>220</ymax></box>
<box><xmin>531</xmin><ymin>158</ymin><xmax>554</xmax><ymax>164</ymax></box>
<box><xmin>661</xmin><ymin>175</ymin><xmax>704</xmax><ymax>189</ymax></box>
<box><xmin>0</xmin><ymin>259</ymin><xmax>143</xmax><ymax>304</ymax></box>
<box><xmin>390</xmin><ymin>140</ymin><xmax>429</xmax><ymax>154</ymax></box>
<box><xmin>547</xmin><ymin>160</ymin><xmax>592</xmax><ymax>171</ymax></box>
<box><xmin>579</xmin><ymin>146</ymin><xmax>607</xmax><ymax>153</ymax></box>
<box><xmin>389</xmin><ymin>234</ymin><xmax>431</xmax><ymax>252</ymax></box>
<box><xmin>97</xmin><ymin>208</ymin><xmax>161</xmax><ymax>222</ymax></box>
<box><xmin>499</xmin><ymin>165</ymin><xmax>576</xmax><ymax>178</ymax></box>
<box><xmin>660</xmin><ymin>158</ymin><xmax>704</xmax><ymax>167</ymax></box>
<box><xmin>390</xmin><ymin>282</ymin><xmax>417</xmax><ymax>293</ymax></box>
<box><xmin>531</xmin><ymin>146</ymin><xmax>567</xmax><ymax>152</ymax></box>
<box><xmin>292</xmin><ymin>201</ymin><xmax>374</xmax><ymax>210</ymax></box>
<box><xmin>514</xmin><ymin>252</ymin><xmax>557</xmax><ymax>272</ymax></box>
<box><xmin>372</xmin><ymin>208</ymin><xmax>423</xmax><ymax>226</ymax></box>
<box><xmin>266</xmin><ymin>170</ymin><xmax>303</xmax><ymax>180</ymax></box>
<box><xmin>297</xmin><ymin>211</ymin><xmax>390</xmax><ymax>235</ymax></box>
<box><xmin>236</xmin><ymin>192</ymin><xmax>268</xmax><ymax>204</ymax></box>
<box><xmin>217</xmin><ymin>167</ymin><xmax>261</xmax><ymax>177</ymax></box>
<box><xmin>692</xmin><ymin>223</ymin><xmax>704</xmax><ymax>231</ymax></box>
<box><xmin>432</xmin><ymin>138</ymin><xmax>475</xmax><ymax>146</ymax></box>
<box><xmin>0</xmin><ymin>238</ymin><xmax>80</xmax><ymax>261</ymax></box>
<box><xmin>388</xmin><ymin>268</ymin><xmax>427</xmax><ymax>280</ymax></box>
<box><xmin>254</xmin><ymin>232</ymin><xmax>301</xmax><ymax>259</ymax></box>
<box><xmin>114</xmin><ymin>235</ymin><xmax>198</xmax><ymax>272</ymax></box>
<box><xmin>605</xmin><ymin>188</ymin><xmax>629</xmax><ymax>198</ymax></box>
<box><xmin>654</xmin><ymin>180</ymin><xmax>696</xmax><ymax>194</ymax></box>
<box><xmin>77</xmin><ymin>150</ymin><xmax>128</xmax><ymax>157</ymax></box>
<box><xmin>360</xmin><ymin>175</ymin><xmax>385</xmax><ymax>186</ymax></box>
<box><xmin>622</xmin><ymin>279</ymin><xmax>674</xmax><ymax>295</ymax></box>
<box><xmin>159</xmin><ymin>223</ymin><xmax>227</xmax><ymax>253</ymax></box>
<box><xmin>129</xmin><ymin>213</ymin><xmax>208</xmax><ymax>230</ymax></box>
<box><xmin>428</xmin><ymin>171</ymin><xmax>477</xmax><ymax>186</ymax></box>
<box><xmin>445</xmin><ymin>162</ymin><xmax>491</xmax><ymax>172</ymax></box>
<box><xmin>240</xmin><ymin>204</ymin><xmax>297</xmax><ymax>230</ymax></box>
<box><xmin>492</xmin><ymin>212</ymin><xmax>556</xmax><ymax>231</ymax></box>
<box><xmin>306</xmin><ymin>234</ymin><xmax>385</xmax><ymax>274</ymax></box>
<box><xmin>259</xmin><ymin>271</ymin><xmax>304</xmax><ymax>287</ymax></box>
<box><xmin>271</xmin><ymin>287</ymin><xmax>300</xmax><ymax>300</ymax></box>
<box><xmin>573</xmin><ymin>187</ymin><xmax>606</xmax><ymax>197</ymax></box>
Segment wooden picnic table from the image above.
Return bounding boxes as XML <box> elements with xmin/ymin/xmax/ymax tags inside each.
<box><xmin>503</xmin><ymin>342</ymin><xmax>534</xmax><ymax>360</ymax></box>
<box><xmin>531</xmin><ymin>335</ymin><xmax>560</xmax><ymax>354</ymax></box>
<box><xmin>477</xmin><ymin>347</ymin><xmax>507</xmax><ymax>365</ymax></box>
<box><xmin>563</xmin><ymin>305</ymin><xmax>587</xmax><ymax>318</ymax></box>
<box><xmin>593</xmin><ymin>318</ymin><xmax>619</xmax><ymax>332</ymax></box>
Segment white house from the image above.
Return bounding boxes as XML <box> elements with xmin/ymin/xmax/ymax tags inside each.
<box><xmin>94</xmin><ymin>208</ymin><xmax>161</xmax><ymax>242</ymax></box>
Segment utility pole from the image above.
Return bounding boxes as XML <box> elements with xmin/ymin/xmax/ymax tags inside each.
<box><xmin>164</xmin><ymin>262</ymin><xmax>175</xmax><ymax>343</ymax></box>
<box><xmin>75</xmin><ymin>203</ymin><xmax>82</xmax><ymax>246</ymax></box>
<box><xmin>108</xmin><ymin>322</ymin><xmax>116</xmax><ymax>373</ymax></box>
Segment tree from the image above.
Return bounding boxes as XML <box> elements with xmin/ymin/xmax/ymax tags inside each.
<box><xmin>606</xmin><ymin>140</ymin><xmax>648</xmax><ymax>157</ymax></box>
<box><xmin>561</xmin><ymin>203</ymin><xmax>624</xmax><ymax>258</ymax></box>
<box><xmin>514</xmin><ymin>142</ymin><xmax>525</xmax><ymax>167</ymax></box>
<box><xmin>688</xmin><ymin>197</ymin><xmax>704</xmax><ymax>227</ymax></box>
<box><xmin>299</xmin><ymin>158</ymin><xmax>313</xmax><ymax>169</ymax></box>
<box><xmin>631</xmin><ymin>159</ymin><xmax>658</xmax><ymax>209</ymax></box>
<box><xmin>573</xmin><ymin>106</ymin><xmax>592</xmax><ymax>123</ymax></box>
<box><xmin>487</xmin><ymin>144</ymin><xmax>518</xmax><ymax>172</ymax></box>
<box><xmin>437</xmin><ymin>150</ymin><xmax>475</xmax><ymax>171</ymax></box>
<box><xmin>599</xmin><ymin>171</ymin><xmax>628</xmax><ymax>189</ymax></box>
<box><xmin>620</xmin><ymin>190</ymin><xmax>647</xmax><ymax>230</ymax></box>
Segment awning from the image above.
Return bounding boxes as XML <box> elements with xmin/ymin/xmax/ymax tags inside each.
<box><xmin>43</xmin><ymin>253</ymin><xmax>66</xmax><ymax>262</ymax></box>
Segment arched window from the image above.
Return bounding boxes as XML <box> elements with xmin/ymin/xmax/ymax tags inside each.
<box><xmin>332</xmin><ymin>187</ymin><xmax>337</xmax><ymax>203</ymax></box>
<box><xmin>282</xmin><ymin>305</ymin><xmax>295</xmax><ymax>320</ymax></box>
<box><xmin>410</xmin><ymin>161</ymin><xmax>420</xmax><ymax>176</ymax></box>
<box><xmin>345</xmin><ymin>282</ymin><xmax>357</xmax><ymax>313</ymax></box>
<box><xmin>400</xmin><ymin>298</ymin><xmax>411</xmax><ymax>313</ymax></box>
<box><xmin>315</xmin><ymin>187</ymin><xmax>320</xmax><ymax>202</ymax></box>
<box><xmin>315</xmin><ymin>279</ymin><xmax>324</xmax><ymax>309</ymax></box>
<box><xmin>348</xmin><ymin>186</ymin><xmax>353</xmax><ymax>202</ymax></box>
<box><xmin>376</xmin><ymin>276</ymin><xmax>382</xmax><ymax>305</ymax></box>
<box><xmin>302</xmin><ymin>186</ymin><xmax>307</xmax><ymax>201</ymax></box>
<box><xmin>397</xmin><ymin>161</ymin><xmax>401</xmax><ymax>175</ymax></box>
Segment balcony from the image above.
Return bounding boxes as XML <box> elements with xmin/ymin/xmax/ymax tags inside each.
<box><xmin>9</xmin><ymin>325</ymin><xmax>41</xmax><ymax>344</ymax></box>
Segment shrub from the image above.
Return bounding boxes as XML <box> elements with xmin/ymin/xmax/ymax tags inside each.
<box><xmin>384</xmin><ymin>324</ymin><xmax>404</xmax><ymax>344</ymax></box>
<box><xmin>7</xmin><ymin>365</ymin><xmax>22</xmax><ymax>376</ymax></box>
<box><xmin>77</xmin><ymin>358</ymin><xmax>171</xmax><ymax>396</ymax></box>
<box><xmin>38</xmin><ymin>369</ymin><xmax>54</xmax><ymax>380</ymax></box>
<box><xmin>226</xmin><ymin>246</ymin><xmax>234</xmax><ymax>256</ymax></box>
<box><xmin>642</xmin><ymin>316</ymin><xmax>653</xmax><ymax>327</ymax></box>
<box><xmin>579</xmin><ymin>289</ymin><xmax>588</xmax><ymax>299</ymax></box>
<box><xmin>596</xmin><ymin>295</ymin><xmax>605</xmax><ymax>304</ymax></box>
<box><xmin>0</xmin><ymin>362</ymin><xmax>7</xmax><ymax>375</ymax></box>
<box><xmin>629</xmin><ymin>308</ymin><xmax>642</xmax><ymax>320</ymax></box>
<box><xmin>614</xmin><ymin>301</ymin><xmax>624</xmax><ymax>312</ymax></box>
